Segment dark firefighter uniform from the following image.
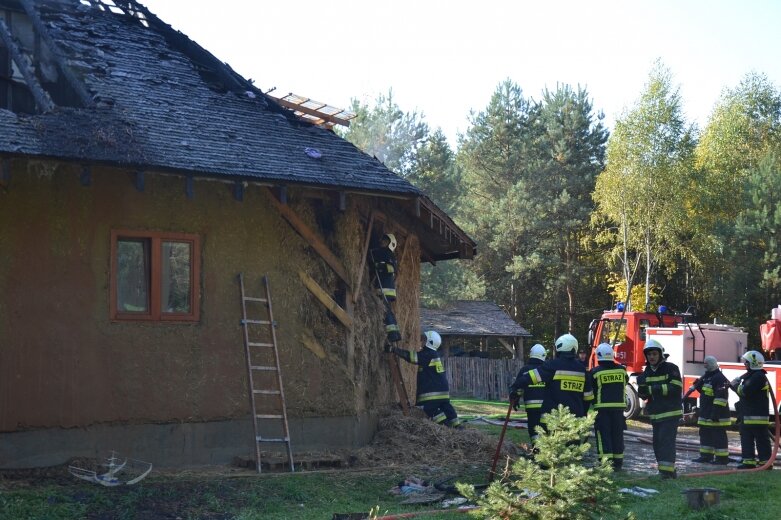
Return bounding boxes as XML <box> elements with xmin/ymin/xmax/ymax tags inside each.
<box><xmin>509</xmin><ymin>357</ymin><xmax>546</xmax><ymax>443</ymax></box>
<box><xmin>370</xmin><ymin>246</ymin><xmax>397</xmax><ymax>302</ymax></box>
<box><xmin>731</xmin><ymin>369</ymin><xmax>771</xmax><ymax>468</ymax></box>
<box><xmin>637</xmin><ymin>359</ymin><xmax>683</xmax><ymax>478</ymax></box>
<box><xmin>513</xmin><ymin>352</ymin><xmax>594</xmax><ymax>430</ymax></box>
<box><xmin>690</xmin><ymin>368</ymin><xmax>731</xmax><ymax>464</ymax></box>
<box><xmin>391</xmin><ymin>346</ymin><xmax>461</xmax><ymax>427</ymax></box>
<box><xmin>589</xmin><ymin>362</ymin><xmax>627</xmax><ymax>470</ymax></box>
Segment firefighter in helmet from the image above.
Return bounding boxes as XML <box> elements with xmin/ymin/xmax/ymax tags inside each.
<box><xmin>509</xmin><ymin>344</ymin><xmax>547</xmax><ymax>444</ymax></box>
<box><xmin>370</xmin><ymin>233</ymin><xmax>398</xmax><ymax>302</ymax></box>
<box><xmin>588</xmin><ymin>343</ymin><xmax>628</xmax><ymax>470</ymax></box>
<box><xmin>729</xmin><ymin>350</ymin><xmax>771</xmax><ymax>469</ymax></box>
<box><xmin>637</xmin><ymin>339</ymin><xmax>683</xmax><ymax>479</ymax></box>
<box><xmin>688</xmin><ymin>355</ymin><xmax>731</xmax><ymax>464</ymax></box>
<box><xmin>510</xmin><ymin>334</ymin><xmax>594</xmax><ymax>434</ymax></box>
<box><xmin>389</xmin><ymin>331</ymin><xmax>462</xmax><ymax>428</ymax></box>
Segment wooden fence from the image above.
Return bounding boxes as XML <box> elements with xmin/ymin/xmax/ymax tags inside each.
<box><xmin>444</xmin><ymin>357</ymin><xmax>525</xmax><ymax>401</ymax></box>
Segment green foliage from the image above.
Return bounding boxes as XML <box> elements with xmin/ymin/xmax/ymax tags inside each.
<box><xmin>339</xmin><ymin>89</ymin><xmax>429</xmax><ymax>177</ymax></box>
<box><xmin>593</xmin><ymin>60</ymin><xmax>696</xmax><ymax>308</ymax></box>
<box><xmin>457</xmin><ymin>406</ymin><xmax>614</xmax><ymax>520</ymax></box>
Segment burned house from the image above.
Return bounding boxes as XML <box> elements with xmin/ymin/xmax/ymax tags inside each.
<box><xmin>0</xmin><ymin>0</ymin><xmax>474</xmax><ymax>468</ymax></box>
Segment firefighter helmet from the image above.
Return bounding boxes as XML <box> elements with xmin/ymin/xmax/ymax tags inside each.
<box><xmin>643</xmin><ymin>339</ymin><xmax>664</xmax><ymax>356</ymax></box>
<box><xmin>423</xmin><ymin>330</ymin><xmax>442</xmax><ymax>351</ymax></box>
<box><xmin>742</xmin><ymin>350</ymin><xmax>764</xmax><ymax>370</ymax></box>
<box><xmin>704</xmin><ymin>355</ymin><xmax>719</xmax><ymax>371</ymax></box>
<box><xmin>554</xmin><ymin>334</ymin><xmax>578</xmax><ymax>353</ymax></box>
<box><xmin>529</xmin><ymin>344</ymin><xmax>547</xmax><ymax>361</ymax></box>
<box><xmin>595</xmin><ymin>343</ymin><xmax>614</xmax><ymax>362</ymax></box>
<box><xmin>383</xmin><ymin>233</ymin><xmax>397</xmax><ymax>252</ymax></box>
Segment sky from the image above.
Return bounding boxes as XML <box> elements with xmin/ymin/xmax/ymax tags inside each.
<box><xmin>140</xmin><ymin>0</ymin><xmax>781</xmax><ymax>146</ymax></box>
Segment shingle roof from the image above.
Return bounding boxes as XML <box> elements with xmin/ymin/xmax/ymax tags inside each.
<box><xmin>0</xmin><ymin>0</ymin><xmax>420</xmax><ymax>196</ymax></box>
<box><xmin>421</xmin><ymin>301</ymin><xmax>531</xmax><ymax>337</ymax></box>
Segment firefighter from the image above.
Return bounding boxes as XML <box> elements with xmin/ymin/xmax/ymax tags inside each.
<box><xmin>729</xmin><ymin>350</ymin><xmax>771</xmax><ymax>469</ymax></box>
<box><xmin>388</xmin><ymin>330</ymin><xmax>462</xmax><ymax>428</ymax></box>
<box><xmin>509</xmin><ymin>343</ymin><xmax>547</xmax><ymax>444</ymax></box>
<box><xmin>510</xmin><ymin>334</ymin><xmax>594</xmax><ymax>434</ymax></box>
<box><xmin>688</xmin><ymin>355</ymin><xmax>731</xmax><ymax>464</ymax></box>
<box><xmin>636</xmin><ymin>339</ymin><xmax>683</xmax><ymax>479</ymax></box>
<box><xmin>588</xmin><ymin>343</ymin><xmax>627</xmax><ymax>470</ymax></box>
<box><xmin>370</xmin><ymin>233</ymin><xmax>398</xmax><ymax>302</ymax></box>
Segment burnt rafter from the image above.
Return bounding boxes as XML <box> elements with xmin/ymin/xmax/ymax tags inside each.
<box><xmin>18</xmin><ymin>0</ymin><xmax>94</xmax><ymax>107</ymax></box>
<box><xmin>0</xmin><ymin>17</ymin><xmax>55</xmax><ymax>112</ymax></box>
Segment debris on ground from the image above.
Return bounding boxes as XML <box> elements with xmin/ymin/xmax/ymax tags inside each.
<box><xmin>618</xmin><ymin>486</ymin><xmax>660</xmax><ymax>498</ymax></box>
<box><xmin>352</xmin><ymin>408</ymin><xmax>517</xmax><ymax>467</ymax></box>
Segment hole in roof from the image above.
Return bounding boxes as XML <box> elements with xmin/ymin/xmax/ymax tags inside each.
<box><xmin>81</xmin><ymin>0</ymin><xmax>150</xmax><ymax>28</ymax></box>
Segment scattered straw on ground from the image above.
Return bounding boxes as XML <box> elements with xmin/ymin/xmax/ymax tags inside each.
<box><xmin>351</xmin><ymin>408</ymin><xmax>516</xmax><ymax>467</ymax></box>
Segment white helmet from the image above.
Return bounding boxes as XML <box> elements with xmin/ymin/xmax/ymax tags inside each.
<box><xmin>383</xmin><ymin>233</ymin><xmax>397</xmax><ymax>252</ymax></box>
<box><xmin>529</xmin><ymin>344</ymin><xmax>547</xmax><ymax>361</ymax></box>
<box><xmin>595</xmin><ymin>343</ymin><xmax>614</xmax><ymax>362</ymax></box>
<box><xmin>704</xmin><ymin>355</ymin><xmax>719</xmax><ymax>372</ymax></box>
<box><xmin>423</xmin><ymin>330</ymin><xmax>442</xmax><ymax>351</ymax></box>
<box><xmin>742</xmin><ymin>350</ymin><xmax>764</xmax><ymax>370</ymax></box>
<box><xmin>554</xmin><ymin>334</ymin><xmax>578</xmax><ymax>353</ymax></box>
<box><xmin>643</xmin><ymin>339</ymin><xmax>664</xmax><ymax>356</ymax></box>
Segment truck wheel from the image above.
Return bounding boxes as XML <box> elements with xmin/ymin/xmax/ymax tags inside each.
<box><xmin>624</xmin><ymin>385</ymin><xmax>640</xmax><ymax>420</ymax></box>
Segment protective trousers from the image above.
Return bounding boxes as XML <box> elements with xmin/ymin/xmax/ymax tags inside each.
<box><xmin>526</xmin><ymin>409</ymin><xmax>542</xmax><ymax>444</ymax></box>
<box><xmin>739</xmin><ymin>423</ymin><xmax>771</xmax><ymax>466</ymax></box>
<box><xmin>423</xmin><ymin>400</ymin><xmax>461</xmax><ymax>428</ymax></box>
<box><xmin>652</xmin><ymin>418</ymin><xmax>678</xmax><ymax>476</ymax></box>
<box><xmin>595</xmin><ymin>409</ymin><xmax>625</xmax><ymax>469</ymax></box>
<box><xmin>698</xmin><ymin>427</ymin><xmax>729</xmax><ymax>461</ymax></box>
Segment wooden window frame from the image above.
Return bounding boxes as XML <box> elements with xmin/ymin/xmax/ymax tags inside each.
<box><xmin>110</xmin><ymin>229</ymin><xmax>201</xmax><ymax>322</ymax></box>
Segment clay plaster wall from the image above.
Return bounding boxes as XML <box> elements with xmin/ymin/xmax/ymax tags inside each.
<box><xmin>0</xmin><ymin>160</ymin><xmax>420</xmax><ymax>433</ymax></box>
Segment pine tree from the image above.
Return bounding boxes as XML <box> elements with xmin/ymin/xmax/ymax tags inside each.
<box><xmin>457</xmin><ymin>406</ymin><xmax>614</xmax><ymax>520</ymax></box>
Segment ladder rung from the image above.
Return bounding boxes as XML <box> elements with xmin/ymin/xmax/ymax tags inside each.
<box><xmin>244</xmin><ymin>296</ymin><xmax>268</xmax><ymax>303</ymax></box>
<box><xmin>256</xmin><ymin>414</ymin><xmax>284</xmax><ymax>419</ymax></box>
<box><xmin>248</xmin><ymin>342</ymin><xmax>274</xmax><ymax>347</ymax></box>
<box><xmin>251</xmin><ymin>365</ymin><xmax>278</xmax><ymax>371</ymax></box>
<box><xmin>253</xmin><ymin>389</ymin><xmax>281</xmax><ymax>395</ymax></box>
<box><xmin>256</xmin><ymin>437</ymin><xmax>289</xmax><ymax>442</ymax></box>
<box><xmin>242</xmin><ymin>319</ymin><xmax>271</xmax><ymax>325</ymax></box>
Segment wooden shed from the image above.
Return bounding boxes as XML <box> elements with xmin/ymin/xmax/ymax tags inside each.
<box><xmin>0</xmin><ymin>0</ymin><xmax>475</xmax><ymax>468</ymax></box>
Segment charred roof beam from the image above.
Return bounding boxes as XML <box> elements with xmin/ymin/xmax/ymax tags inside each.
<box><xmin>0</xmin><ymin>16</ymin><xmax>54</xmax><ymax>112</ymax></box>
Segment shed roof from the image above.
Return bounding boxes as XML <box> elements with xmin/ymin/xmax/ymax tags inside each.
<box><xmin>0</xmin><ymin>0</ymin><xmax>475</xmax><ymax>259</ymax></box>
<box><xmin>421</xmin><ymin>301</ymin><xmax>531</xmax><ymax>337</ymax></box>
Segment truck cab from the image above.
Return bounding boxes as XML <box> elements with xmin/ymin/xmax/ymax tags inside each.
<box><xmin>588</xmin><ymin>306</ymin><xmax>686</xmax><ymax>418</ymax></box>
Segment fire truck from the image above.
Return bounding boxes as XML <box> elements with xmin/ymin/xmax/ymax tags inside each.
<box><xmin>588</xmin><ymin>305</ymin><xmax>781</xmax><ymax>419</ymax></box>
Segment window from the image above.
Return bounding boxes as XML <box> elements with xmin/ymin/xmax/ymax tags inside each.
<box><xmin>110</xmin><ymin>230</ymin><xmax>200</xmax><ymax>321</ymax></box>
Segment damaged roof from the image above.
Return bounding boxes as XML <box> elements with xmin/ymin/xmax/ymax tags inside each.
<box><xmin>421</xmin><ymin>301</ymin><xmax>531</xmax><ymax>337</ymax></box>
<box><xmin>0</xmin><ymin>1</ymin><xmax>467</xmax><ymax>256</ymax></box>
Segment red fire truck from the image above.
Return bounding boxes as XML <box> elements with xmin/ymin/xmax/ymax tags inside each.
<box><xmin>589</xmin><ymin>305</ymin><xmax>781</xmax><ymax>418</ymax></box>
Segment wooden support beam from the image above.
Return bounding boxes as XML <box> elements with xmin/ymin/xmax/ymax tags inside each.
<box><xmin>233</xmin><ymin>182</ymin><xmax>244</xmax><ymax>201</ymax></box>
<box><xmin>80</xmin><ymin>164</ymin><xmax>91</xmax><ymax>186</ymax></box>
<box><xmin>135</xmin><ymin>170</ymin><xmax>145</xmax><ymax>192</ymax></box>
<box><xmin>298</xmin><ymin>271</ymin><xmax>353</xmax><ymax>329</ymax></box>
<box><xmin>278</xmin><ymin>185</ymin><xmax>287</xmax><ymax>205</ymax></box>
<box><xmin>498</xmin><ymin>338</ymin><xmax>516</xmax><ymax>357</ymax></box>
<box><xmin>0</xmin><ymin>18</ymin><xmax>55</xmax><ymax>113</ymax></box>
<box><xmin>353</xmin><ymin>211</ymin><xmax>375</xmax><ymax>304</ymax></box>
<box><xmin>414</xmin><ymin>197</ymin><xmax>421</xmax><ymax>217</ymax></box>
<box><xmin>338</xmin><ymin>191</ymin><xmax>347</xmax><ymax>211</ymax></box>
<box><xmin>185</xmin><ymin>175</ymin><xmax>194</xmax><ymax>199</ymax></box>
<box><xmin>267</xmin><ymin>188</ymin><xmax>351</xmax><ymax>289</ymax></box>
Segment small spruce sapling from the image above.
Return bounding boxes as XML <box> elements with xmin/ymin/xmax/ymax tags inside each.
<box><xmin>457</xmin><ymin>406</ymin><xmax>615</xmax><ymax>520</ymax></box>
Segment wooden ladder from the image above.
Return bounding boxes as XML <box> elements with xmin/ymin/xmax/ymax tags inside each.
<box><xmin>238</xmin><ymin>273</ymin><xmax>294</xmax><ymax>473</ymax></box>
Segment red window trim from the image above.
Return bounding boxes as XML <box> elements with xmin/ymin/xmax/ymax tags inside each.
<box><xmin>110</xmin><ymin>229</ymin><xmax>201</xmax><ymax>322</ymax></box>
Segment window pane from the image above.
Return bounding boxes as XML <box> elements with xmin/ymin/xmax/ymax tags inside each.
<box><xmin>161</xmin><ymin>241</ymin><xmax>191</xmax><ymax>313</ymax></box>
<box><xmin>117</xmin><ymin>239</ymin><xmax>149</xmax><ymax>312</ymax></box>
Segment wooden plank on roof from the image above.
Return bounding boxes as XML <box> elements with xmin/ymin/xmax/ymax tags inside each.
<box><xmin>266</xmin><ymin>188</ymin><xmax>351</xmax><ymax>289</ymax></box>
<box><xmin>298</xmin><ymin>271</ymin><xmax>353</xmax><ymax>329</ymax></box>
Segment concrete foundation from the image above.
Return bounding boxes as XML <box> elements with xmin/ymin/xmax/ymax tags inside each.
<box><xmin>0</xmin><ymin>413</ymin><xmax>378</xmax><ymax>469</ymax></box>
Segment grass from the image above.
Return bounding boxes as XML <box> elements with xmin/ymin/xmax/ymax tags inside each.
<box><xmin>1</xmin><ymin>399</ymin><xmax>778</xmax><ymax>519</ymax></box>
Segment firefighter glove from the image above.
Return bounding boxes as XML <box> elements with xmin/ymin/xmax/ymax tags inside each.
<box><xmin>731</xmin><ymin>377</ymin><xmax>741</xmax><ymax>387</ymax></box>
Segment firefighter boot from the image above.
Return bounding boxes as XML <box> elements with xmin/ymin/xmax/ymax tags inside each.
<box><xmin>612</xmin><ymin>459</ymin><xmax>623</xmax><ymax>471</ymax></box>
<box><xmin>711</xmin><ymin>456</ymin><xmax>729</xmax><ymax>465</ymax></box>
